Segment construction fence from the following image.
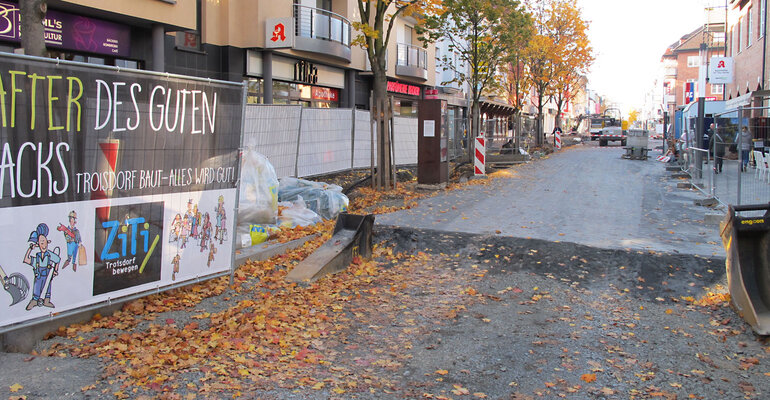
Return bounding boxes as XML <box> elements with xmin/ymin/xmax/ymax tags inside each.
<box><xmin>681</xmin><ymin>106</ymin><xmax>770</xmax><ymax>208</ymax></box>
<box><xmin>242</xmin><ymin>105</ymin><xmax>424</xmax><ymax>178</ymax></box>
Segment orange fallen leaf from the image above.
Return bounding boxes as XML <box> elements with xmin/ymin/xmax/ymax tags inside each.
<box><xmin>435</xmin><ymin>369</ymin><xmax>449</xmax><ymax>375</ymax></box>
<box><xmin>581</xmin><ymin>373</ymin><xmax>596</xmax><ymax>383</ymax></box>
<box><xmin>451</xmin><ymin>384</ymin><xmax>470</xmax><ymax>395</ymax></box>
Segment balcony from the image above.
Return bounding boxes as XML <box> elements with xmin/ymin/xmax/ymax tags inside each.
<box><xmin>294</xmin><ymin>4</ymin><xmax>351</xmax><ymax>62</ymax></box>
<box><xmin>396</xmin><ymin>43</ymin><xmax>428</xmax><ymax>81</ymax></box>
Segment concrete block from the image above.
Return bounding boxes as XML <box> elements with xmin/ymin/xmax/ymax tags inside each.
<box><xmin>704</xmin><ymin>213</ymin><xmax>725</xmax><ymax>224</ymax></box>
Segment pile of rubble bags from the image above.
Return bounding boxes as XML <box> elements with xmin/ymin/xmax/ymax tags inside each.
<box><xmin>236</xmin><ymin>150</ymin><xmax>349</xmax><ymax>248</ymax></box>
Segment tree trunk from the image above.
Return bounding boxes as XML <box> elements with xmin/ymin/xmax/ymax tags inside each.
<box><xmin>20</xmin><ymin>0</ymin><xmax>47</xmax><ymax>57</ymax></box>
<box><xmin>468</xmin><ymin>101</ymin><xmax>481</xmax><ymax>162</ymax></box>
<box><xmin>371</xmin><ymin>64</ymin><xmax>391</xmax><ymax>189</ymax></box>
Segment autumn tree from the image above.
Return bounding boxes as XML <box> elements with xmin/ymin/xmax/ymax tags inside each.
<box><xmin>525</xmin><ymin>0</ymin><xmax>592</xmax><ymax>146</ymax></box>
<box><xmin>354</xmin><ymin>0</ymin><xmax>440</xmax><ymax>189</ymax></box>
<box><xmin>20</xmin><ymin>0</ymin><xmax>47</xmax><ymax>57</ymax></box>
<box><xmin>502</xmin><ymin>19</ymin><xmax>535</xmax><ymax>148</ymax></box>
<box><xmin>524</xmin><ymin>31</ymin><xmax>558</xmax><ymax>146</ymax></box>
<box><xmin>548</xmin><ymin>1</ymin><xmax>592</xmax><ymax>131</ymax></box>
<box><xmin>423</xmin><ymin>0</ymin><xmax>530</xmax><ymax>160</ymax></box>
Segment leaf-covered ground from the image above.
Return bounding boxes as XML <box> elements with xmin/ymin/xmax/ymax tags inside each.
<box><xmin>4</xmin><ymin>149</ymin><xmax>770</xmax><ymax>399</ymax></box>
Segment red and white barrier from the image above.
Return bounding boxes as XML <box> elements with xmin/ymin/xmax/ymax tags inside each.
<box><xmin>554</xmin><ymin>131</ymin><xmax>562</xmax><ymax>150</ymax></box>
<box><xmin>475</xmin><ymin>137</ymin><xmax>486</xmax><ymax>176</ymax></box>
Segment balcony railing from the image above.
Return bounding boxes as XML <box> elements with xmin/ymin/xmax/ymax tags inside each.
<box><xmin>294</xmin><ymin>4</ymin><xmax>351</xmax><ymax>59</ymax></box>
<box><xmin>396</xmin><ymin>43</ymin><xmax>428</xmax><ymax>80</ymax></box>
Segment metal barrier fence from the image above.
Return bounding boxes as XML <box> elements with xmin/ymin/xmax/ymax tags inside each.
<box><xmin>684</xmin><ymin>106</ymin><xmax>770</xmax><ymax>207</ymax></box>
<box><xmin>242</xmin><ymin>104</ymin><xmax>425</xmax><ymax>179</ymax></box>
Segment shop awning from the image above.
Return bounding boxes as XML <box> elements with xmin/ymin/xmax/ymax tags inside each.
<box><xmin>479</xmin><ymin>98</ymin><xmax>516</xmax><ymax>117</ymax></box>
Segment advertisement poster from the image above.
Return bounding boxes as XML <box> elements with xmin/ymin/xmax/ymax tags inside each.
<box><xmin>0</xmin><ymin>55</ymin><xmax>243</xmax><ymax>328</ymax></box>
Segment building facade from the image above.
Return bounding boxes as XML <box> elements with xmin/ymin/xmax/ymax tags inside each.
<box><xmin>660</xmin><ymin>23</ymin><xmax>726</xmax><ymax>120</ymax></box>
<box><xmin>0</xmin><ymin>0</ymin><xmax>437</xmax><ymax>111</ymax></box>
<box><xmin>724</xmin><ymin>0</ymin><xmax>768</xmax><ymax>109</ymax></box>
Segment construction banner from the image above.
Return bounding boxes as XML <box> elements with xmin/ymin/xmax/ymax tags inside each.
<box><xmin>0</xmin><ymin>54</ymin><xmax>243</xmax><ymax>329</ymax></box>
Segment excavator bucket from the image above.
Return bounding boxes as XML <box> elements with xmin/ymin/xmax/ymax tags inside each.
<box><xmin>720</xmin><ymin>203</ymin><xmax>770</xmax><ymax>335</ymax></box>
<box><xmin>286</xmin><ymin>213</ymin><xmax>375</xmax><ymax>284</ymax></box>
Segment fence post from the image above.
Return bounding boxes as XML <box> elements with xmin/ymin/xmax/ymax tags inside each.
<box><xmin>351</xmin><ymin>107</ymin><xmax>356</xmax><ymax>171</ymax></box>
<box><xmin>294</xmin><ymin>106</ymin><xmax>304</xmax><ymax>178</ymax></box>
<box><xmin>737</xmin><ymin>106</ymin><xmax>743</xmax><ymax>205</ymax></box>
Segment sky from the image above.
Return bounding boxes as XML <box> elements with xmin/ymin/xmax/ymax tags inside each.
<box><xmin>576</xmin><ymin>0</ymin><xmax>716</xmax><ymax>115</ymax></box>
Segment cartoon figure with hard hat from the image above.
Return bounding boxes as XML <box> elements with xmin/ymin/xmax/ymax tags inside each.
<box><xmin>24</xmin><ymin>223</ymin><xmax>61</xmax><ymax>310</ymax></box>
<box><xmin>58</xmin><ymin>211</ymin><xmax>82</xmax><ymax>271</ymax></box>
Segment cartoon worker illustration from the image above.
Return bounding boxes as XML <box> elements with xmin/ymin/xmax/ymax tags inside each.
<box><xmin>200</xmin><ymin>212</ymin><xmax>212</xmax><ymax>252</ymax></box>
<box><xmin>24</xmin><ymin>223</ymin><xmax>61</xmax><ymax>310</ymax></box>
<box><xmin>171</xmin><ymin>254</ymin><xmax>181</xmax><ymax>281</ymax></box>
<box><xmin>214</xmin><ymin>195</ymin><xmax>227</xmax><ymax>245</ymax></box>
<box><xmin>58</xmin><ymin>211</ymin><xmax>82</xmax><ymax>272</ymax></box>
<box><xmin>169</xmin><ymin>214</ymin><xmax>183</xmax><ymax>243</ymax></box>
<box><xmin>207</xmin><ymin>243</ymin><xmax>217</xmax><ymax>268</ymax></box>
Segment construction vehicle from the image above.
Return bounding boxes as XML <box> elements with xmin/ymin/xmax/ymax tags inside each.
<box><xmin>597</xmin><ymin>108</ymin><xmax>627</xmax><ymax>147</ymax></box>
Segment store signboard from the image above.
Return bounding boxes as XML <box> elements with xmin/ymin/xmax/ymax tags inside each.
<box><xmin>265</xmin><ymin>18</ymin><xmax>294</xmax><ymax>49</ymax></box>
<box><xmin>708</xmin><ymin>57</ymin><xmax>733</xmax><ymax>85</ymax></box>
<box><xmin>0</xmin><ymin>1</ymin><xmax>131</xmax><ymax>57</ymax></box>
<box><xmin>387</xmin><ymin>80</ymin><xmax>420</xmax><ymax>96</ymax></box>
<box><xmin>0</xmin><ymin>55</ymin><xmax>243</xmax><ymax>329</ymax></box>
<box><xmin>311</xmin><ymin>86</ymin><xmax>339</xmax><ymax>101</ymax></box>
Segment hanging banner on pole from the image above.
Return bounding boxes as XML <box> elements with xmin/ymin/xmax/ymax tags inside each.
<box><xmin>0</xmin><ymin>54</ymin><xmax>243</xmax><ymax>329</ymax></box>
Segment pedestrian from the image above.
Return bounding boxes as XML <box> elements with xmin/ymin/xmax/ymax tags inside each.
<box><xmin>710</xmin><ymin>126</ymin><xmax>726</xmax><ymax>174</ymax></box>
<box><xmin>705</xmin><ymin>123</ymin><xmax>714</xmax><ymax>157</ymax></box>
<box><xmin>735</xmin><ymin>126</ymin><xmax>752</xmax><ymax>172</ymax></box>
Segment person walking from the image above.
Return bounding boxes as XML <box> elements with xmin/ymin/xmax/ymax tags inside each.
<box><xmin>735</xmin><ymin>126</ymin><xmax>752</xmax><ymax>172</ymax></box>
<box><xmin>710</xmin><ymin>126</ymin><xmax>726</xmax><ymax>174</ymax></box>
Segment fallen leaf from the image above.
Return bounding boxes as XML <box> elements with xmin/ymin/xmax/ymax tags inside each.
<box><xmin>581</xmin><ymin>373</ymin><xmax>596</xmax><ymax>383</ymax></box>
<box><xmin>9</xmin><ymin>383</ymin><xmax>23</xmax><ymax>392</ymax></box>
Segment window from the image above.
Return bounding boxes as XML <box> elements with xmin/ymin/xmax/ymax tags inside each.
<box><xmin>731</xmin><ymin>27</ymin><xmax>737</xmax><ymax>56</ymax></box>
<box><xmin>687</xmin><ymin>56</ymin><xmax>700</xmax><ymax>67</ymax></box>
<box><xmin>748</xmin><ymin>7</ymin><xmax>754</xmax><ymax>46</ymax></box>
<box><xmin>739</xmin><ymin>18</ymin><xmax>743</xmax><ymax>51</ymax></box>
<box><xmin>711</xmin><ymin>84</ymin><xmax>723</xmax><ymax>95</ymax></box>
<box><xmin>713</xmin><ymin>31</ymin><xmax>726</xmax><ymax>45</ymax></box>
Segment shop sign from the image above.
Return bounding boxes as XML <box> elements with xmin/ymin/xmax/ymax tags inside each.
<box><xmin>708</xmin><ymin>57</ymin><xmax>733</xmax><ymax>85</ymax></box>
<box><xmin>0</xmin><ymin>1</ymin><xmax>131</xmax><ymax>57</ymax></box>
<box><xmin>0</xmin><ymin>55</ymin><xmax>243</xmax><ymax>329</ymax></box>
<box><xmin>387</xmin><ymin>80</ymin><xmax>420</xmax><ymax>96</ymax></box>
<box><xmin>265</xmin><ymin>18</ymin><xmax>294</xmax><ymax>49</ymax></box>
<box><xmin>294</xmin><ymin>60</ymin><xmax>319</xmax><ymax>84</ymax></box>
<box><xmin>312</xmin><ymin>87</ymin><xmax>339</xmax><ymax>101</ymax></box>
<box><xmin>684</xmin><ymin>82</ymin><xmax>695</xmax><ymax>104</ymax></box>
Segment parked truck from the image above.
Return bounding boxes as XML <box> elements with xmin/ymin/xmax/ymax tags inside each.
<box><xmin>597</xmin><ymin>108</ymin><xmax>626</xmax><ymax>147</ymax></box>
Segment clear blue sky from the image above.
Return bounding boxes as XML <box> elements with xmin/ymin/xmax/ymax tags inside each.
<box><xmin>577</xmin><ymin>0</ymin><xmax>716</xmax><ymax>114</ymax></box>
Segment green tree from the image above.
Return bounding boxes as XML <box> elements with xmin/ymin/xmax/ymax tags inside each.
<box><xmin>353</xmin><ymin>0</ymin><xmax>440</xmax><ymax>189</ymax></box>
<box><xmin>423</xmin><ymin>0</ymin><xmax>530</xmax><ymax>160</ymax></box>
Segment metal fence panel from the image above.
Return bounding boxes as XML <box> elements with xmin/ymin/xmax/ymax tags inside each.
<box><xmin>698</xmin><ymin>107</ymin><xmax>770</xmax><ymax>207</ymax></box>
<box><xmin>353</xmin><ymin>109</ymin><xmax>376</xmax><ymax>169</ymax></box>
<box><xmin>243</xmin><ymin>105</ymin><xmax>302</xmax><ymax>177</ymax></box>
<box><xmin>297</xmin><ymin>108</ymin><xmax>353</xmax><ymax>177</ymax></box>
<box><xmin>393</xmin><ymin>116</ymin><xmax>418</xmax><ymax>165</ymax></box>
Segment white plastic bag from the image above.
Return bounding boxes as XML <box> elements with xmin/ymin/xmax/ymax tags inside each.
<box><xmin>277</xmin><ymin>197</ymin><xmax>323</xmax><ymax>228</ymax></box>
<box><xmin>278</xmin><ymin>177</ymin><xmax>349</xmax><ymax>220</ymax></box>
<box><xmin>236</xmin><ymin>150</ymin><xmax>279</xmax><ymax>247</ymax></box>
